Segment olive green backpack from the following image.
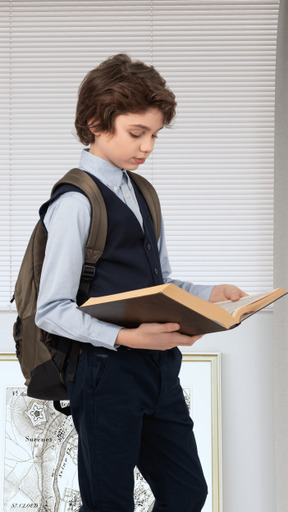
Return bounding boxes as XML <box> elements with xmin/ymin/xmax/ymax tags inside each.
<box><xmin>11</xmin><ymin>168</ymin><xmax>161</xmax><ymax>415</ymax></box>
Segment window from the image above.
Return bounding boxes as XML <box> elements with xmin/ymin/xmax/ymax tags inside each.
<box><xmin>0</xmin><ymin>0</ymin><xmax>280</xmax><ymax>309</ymax></box>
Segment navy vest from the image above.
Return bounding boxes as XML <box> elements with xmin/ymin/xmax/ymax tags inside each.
<box><xmin>40</xmin><ymin>173</ymin><xmax>164</xmax><ymax>301</ymax></box>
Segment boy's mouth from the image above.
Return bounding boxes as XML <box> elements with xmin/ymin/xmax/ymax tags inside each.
<box><xmin>133</xmin><ymin>158</ymin><xmax>146</xmax><ymax>164</ymax></box>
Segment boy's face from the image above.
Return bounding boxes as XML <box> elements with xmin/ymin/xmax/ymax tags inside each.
<box><xmin>89</xmin><ymin>108</ymin><xmax>164</xmax><ymax>170</ymax></box>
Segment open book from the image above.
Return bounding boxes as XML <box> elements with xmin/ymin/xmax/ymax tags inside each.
<box><xmin>79</xmin><ymin>284</ymin><xmax>287</xmax><ymax>336</ymax></box>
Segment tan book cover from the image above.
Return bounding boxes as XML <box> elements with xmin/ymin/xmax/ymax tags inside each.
<box><xmin>79</xmin><ymin>284</ymin><xmax>287</xmax><ymax>336</ymax></box>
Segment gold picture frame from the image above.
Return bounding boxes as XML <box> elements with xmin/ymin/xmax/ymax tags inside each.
<box><xmin>0</xmin><ymin>353</ymin><xmax>221</xmax><ymax>512</ymax></box>
<box><xmin>180</xmin><ymin>353</ymin><xmax>222</xmax><ymax>512</ymax></box>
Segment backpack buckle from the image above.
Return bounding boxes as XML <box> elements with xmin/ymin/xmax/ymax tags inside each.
<box><xmin>81</xmin><ymin>264</ymin><xmax>96</xmax><ymax>281</ymax></box>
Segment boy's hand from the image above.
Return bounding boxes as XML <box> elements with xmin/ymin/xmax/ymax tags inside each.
<box><xmin>116</xmin><ymin>322</ymin><xmax>203</xmax><ymax>351</ymax></box>
<box><xmin>209</xmin><ymin>284</ymin><xmax>248</xmax><ymax>303</ymax></box>
<box><xmin>116</xmin><ymin>284</ymin><xmax>248</xmax><ymax>350</ymax></box>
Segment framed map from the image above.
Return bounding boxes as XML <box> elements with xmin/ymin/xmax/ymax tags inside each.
<box><xmin>0</xmin><ymin>353</ymin><xmax>221</xmax><ymax>512</ymax></box>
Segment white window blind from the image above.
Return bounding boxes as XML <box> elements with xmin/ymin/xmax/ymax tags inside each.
<box><xmin>0</xmin><ymin>0</ymin><xmax>279</xmax><ymax>310</ymax></box>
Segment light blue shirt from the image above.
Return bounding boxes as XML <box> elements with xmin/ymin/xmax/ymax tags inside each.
<box><xmin>36</xmin><ymin>150</ymin><xmax>214</xmax><ymax>350</ymax></box>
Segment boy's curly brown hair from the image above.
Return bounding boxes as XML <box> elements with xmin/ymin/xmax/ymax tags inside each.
<box><xmin>75</xmin><ymin>54</ymin><xmax>177</xmax><ymax>146</ymax></box>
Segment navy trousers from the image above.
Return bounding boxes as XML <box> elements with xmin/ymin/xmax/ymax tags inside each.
<box><xmin>66</xmin><ymin>344</ymin><xmax>208</xmax><ymax>512</ymax></box>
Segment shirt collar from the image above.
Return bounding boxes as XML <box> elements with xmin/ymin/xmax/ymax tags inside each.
<box><xmin>79</xmin><ymin>149</ymin><xmax>126</xmax><ymax>190</ymax></box>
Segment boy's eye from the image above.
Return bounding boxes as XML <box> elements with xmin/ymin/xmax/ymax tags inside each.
<box><xmin>129</xmin><ymin>132</ymin><xmax>158</xmax><ymax>139</ymax></box>
<box><xmin>129</xmin><ymin>133</ymin><xmax>142</xmax><ymax>138</ymax></box>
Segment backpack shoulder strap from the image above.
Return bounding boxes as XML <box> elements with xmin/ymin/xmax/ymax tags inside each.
<box><xmin>127</xmin><ymin>171</ymin><xmax>162</xmax><ymax>240</ymax></box>
<box><xmin>52</xmin><ymin>168</ymin><xmax>108</xmax><ymax>305</ymax></box>
<box><xmin>52</xmin><ymin>168</ymin><xmax>108</xmax><ymax>266</ymax></box>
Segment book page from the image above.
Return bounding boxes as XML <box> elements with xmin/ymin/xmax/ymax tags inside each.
<box><xmin>216</xmin><ymin>291</ymin><xmax>271</xmax><ymax>315</ymax></box>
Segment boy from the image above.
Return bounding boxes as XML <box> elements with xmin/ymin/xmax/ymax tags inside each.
<box><xmin>36</xmin><ymin>54</ymin><xmax>245</xmax><ymax>512</ymax></box>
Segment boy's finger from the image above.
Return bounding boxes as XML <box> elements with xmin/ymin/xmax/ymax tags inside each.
<box><xmin>162</xmin><ymin>322</ymin><xmax>181</xmax><ymax>332</ymax></box>
<box><xmin>153</xmin><ymin>322</ymin><xmax>180</xmax><ymax>333</ymax></box>
<box><xmin>141</xmin><ymin>322</ymin><xmax>180</xmax><ymax>333</ymax></box>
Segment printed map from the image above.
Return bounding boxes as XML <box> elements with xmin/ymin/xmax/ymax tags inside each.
<box><xmin>3</xmin><ymin>387</ymin><xmax>191</xmax><ymax>511</ymax></box>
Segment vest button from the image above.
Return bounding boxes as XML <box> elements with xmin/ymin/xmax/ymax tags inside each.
<box><xmin>147</xmin><ymin>243</ymin><xmax>152</xmax><ymax>251</ymax></box>
<box><xmin>154</xmin><ymin>268</ymin><xmax>159</xmax><ymax>275</ymax></box>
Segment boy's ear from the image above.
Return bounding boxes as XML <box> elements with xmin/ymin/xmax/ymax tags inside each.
<box><xmin>87</xmin><ymin>119</ymin><xmax>99</xmax><ymax>136</ymax></box>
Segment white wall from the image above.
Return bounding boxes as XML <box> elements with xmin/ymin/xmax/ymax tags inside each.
<box><xmin>192</xmin><ymin>311</ymin><xmax>276</xmax><ymax>512</ymax></box>
<box><xmin>1</xmin><ymin>309</ymin><xmax>276</xmax><ymax>512</ymax></box>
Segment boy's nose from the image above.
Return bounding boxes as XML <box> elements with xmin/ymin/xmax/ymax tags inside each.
<box><xmin>140</xmin><ymin>138</ymin><xmax>155</xmax><ymax>154</ymax></box>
